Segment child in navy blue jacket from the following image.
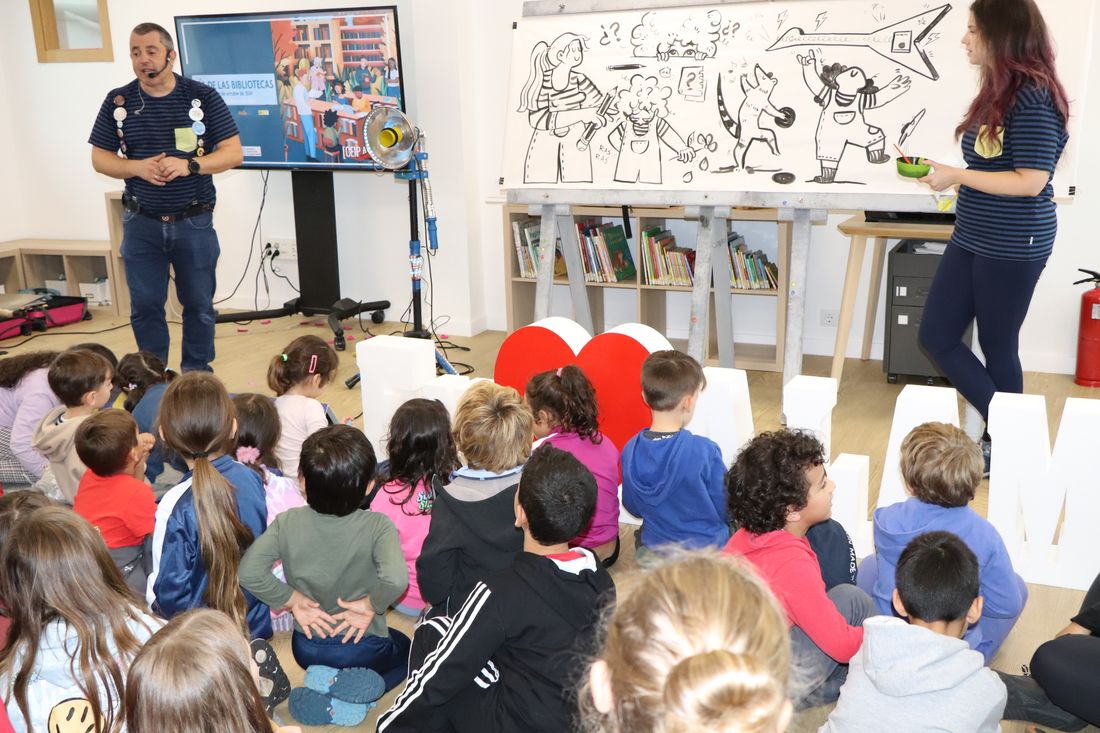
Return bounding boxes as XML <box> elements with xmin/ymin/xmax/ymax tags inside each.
<box><xmin>621</xmin><ymin>350</ymin><xmax>729</xmax><ymax>562</ymax></box>
<box><xmin>146</xmin><ymin>372</ymin><xmax>272</xmax><ymax>641</ymax></box>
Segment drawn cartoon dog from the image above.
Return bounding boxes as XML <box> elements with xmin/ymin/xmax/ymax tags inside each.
<box><xmin>717</xmin><ymin>64</ymin><xmax>795</xmax><ymax>170</ymax></box>
<box><xmin>631</xmin><ymin>10</ymin><xmax>722</xmax><ymax>60</ymax></box>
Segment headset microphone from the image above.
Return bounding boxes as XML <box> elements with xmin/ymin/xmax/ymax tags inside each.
<box><xmin>146</xmin><ymin>52</ymin><xmax>173</xmax><ymax>79</ymax></box>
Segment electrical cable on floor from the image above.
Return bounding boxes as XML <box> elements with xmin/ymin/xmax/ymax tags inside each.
<box><xmin>0</xmin><ymin>320</ymin><xmax>182</xmax><ymax>349</ymax></box>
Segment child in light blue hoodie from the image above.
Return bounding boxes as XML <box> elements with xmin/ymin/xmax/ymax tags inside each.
<box><xmin>857</xmin><ymin>422</ymin><xmax>1026</xmax><ymax>663</ymax></box>
<box><xmin>621</xmin><ymin>351</ymin><xmax>728</xmax><ymax>561</ymax></box>
<box><xmin>823</xmin><ymin>531</ymin><xmax>1006</xmax><ymax>732</ymax></box>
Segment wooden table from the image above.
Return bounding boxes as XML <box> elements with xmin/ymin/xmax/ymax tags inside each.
<box><xmin>832</xmin><ymin>214</ymin><xmax>954</xmax><ymax>382</ymax></box>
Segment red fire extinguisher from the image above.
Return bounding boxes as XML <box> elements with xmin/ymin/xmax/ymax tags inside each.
<box><xmin>1075</xmin><ymin>268</ymin><xmax>1100</xmax><ymax>386</ymax></box>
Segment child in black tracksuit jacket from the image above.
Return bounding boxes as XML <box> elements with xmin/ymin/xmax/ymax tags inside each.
<box><xmin>378</xmin><ymin>446</ymin><xmax>615</xmax><ymax>733</ymax></box>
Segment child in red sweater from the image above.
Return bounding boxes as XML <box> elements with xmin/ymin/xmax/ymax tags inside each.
<box><xmin>724</xmin><ymin>429</ymin><xmax>877</xmax><ymax>709</ymax></box>
<box><xmin>73</xmin><ymin>409</ymin><xmax>157</xmax><ymax>594</ymax></box>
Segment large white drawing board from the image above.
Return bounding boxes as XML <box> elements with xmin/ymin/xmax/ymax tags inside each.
<box><xmin>502</xmin><ymin>0</ymin><xmax>1093</xmax><ymax>208</ymax></box>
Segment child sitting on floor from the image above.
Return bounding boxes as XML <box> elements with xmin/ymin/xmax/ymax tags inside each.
<box><xmin>267</xmin><ymin>335</ymin><xmax>339</xmax><ymax>478</ymax></box>
<box><xmin>416</xmin><ymin>381</ymin><xmax>531</xmax><ymax>614</ymax></box>
<box><xmin>239</xmin><ymin>425</ymin><xmax>409</xmax><ymax>727</ymax></box>
<box><xmin>621</xmin><ymin>350</ymin><xmax>729</xmax><ymax>562</ymax></box>
<box><xmin>823</xmin><ymin>531</ymin><xmax>1006</xmax><ymax>732</ymax></box>
<box><xmin>32</xmin><ymin>348</ymin><xmax>116</xmax><ymax>501</ymax></box>
<box><xmin>580</xmin><ymin>550</ymin><xmax>793</xmax><ymax>733</ymax></box>
<box><xmin>527</xmin><ymin>365</ymin><xmax>621</xmax><ymax>565</ymax></box>
<box><xmin>378</xmin><ymin>445</ymin><xmax>615</xmax><ymax>733</ymax></box>
<box><xmin>858</xmin><ymin>421</ymin><xmax>1026</xmax><ymax>663</ymax></box>
<box><xmin>73</xmin><ymin>409</ymin><xmax>157</xmax><ymax>594</ymax></box>
<box><xmin>725</xmin><ymin>429</ymin><xmax>877</xmax><ymax>709</ymax></box>
<box><xmin>116</xmin><ymin>351</ymin><xmax>178</xmax><ymax>483</ymax></box>
<box><xmin>369</xmin><ymin>398</ymin><xmax>459</xmax><ymax>617</ymax></box>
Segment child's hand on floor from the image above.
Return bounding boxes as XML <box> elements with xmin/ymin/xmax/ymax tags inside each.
<box><xmin>331</xmin><ymin>597</ymin><xmax>375</xmax><ymax>644</ymax></box>
<box><xmin>287</xmin><ymin>590</ymin><xmax>336</xmax><ymax>639</ymax></box>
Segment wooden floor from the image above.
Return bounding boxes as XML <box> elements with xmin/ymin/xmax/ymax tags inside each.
<box><xmin>9</xmin><ymin>313</ymin><xmax>1097</xmax><ymax>732</ymax></box>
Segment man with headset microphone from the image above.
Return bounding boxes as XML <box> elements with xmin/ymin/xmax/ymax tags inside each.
<box><xmin>89</xmin><ymin>22</ymin><xmax>243</xmax><ymax>373</ymax></box>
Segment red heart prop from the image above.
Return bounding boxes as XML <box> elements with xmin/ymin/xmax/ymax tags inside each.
<box><xmin>495</xmin><ymin>319</ymin><xmax>672</xmax><ymax>450</ymax></box>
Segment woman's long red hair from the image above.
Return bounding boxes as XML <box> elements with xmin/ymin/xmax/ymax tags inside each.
<box><xmin>956</xmin><ymin>0</ymin><xmax>1069</xmax><ymax>139</ymax></box>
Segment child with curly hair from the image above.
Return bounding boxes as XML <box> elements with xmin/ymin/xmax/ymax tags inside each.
<box><xmin>724</xmin><ymin>429</ymin><xmax>876</xmax><ymax>709</ymax></box>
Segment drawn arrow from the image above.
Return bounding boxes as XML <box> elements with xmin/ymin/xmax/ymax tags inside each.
<box><xmin>767</xmin><ymin>4</ymin><xmax>951</xmax><ymax>80</ymax></box>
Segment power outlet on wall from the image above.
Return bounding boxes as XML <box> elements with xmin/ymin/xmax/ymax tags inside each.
<box><xmin>820</xmin><ymin>309</ymin><xmax>839</xmax><ymax>328</ymax></box>
<box><xmin>267</xmin><ymin>238</ymin><xmax>298</xmax><ymax>260</ymax></box>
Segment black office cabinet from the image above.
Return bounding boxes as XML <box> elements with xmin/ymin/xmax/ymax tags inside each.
<box><xmin>884</xmin><ymin>239</ymin><xmax>971</xmax><ymax>384</ymax></box>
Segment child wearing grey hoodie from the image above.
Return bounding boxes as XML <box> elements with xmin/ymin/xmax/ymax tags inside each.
<box><xmin>821</xmin><ymin>531</ymin><xmax>1006</xmax><ymax>733</ymax></box>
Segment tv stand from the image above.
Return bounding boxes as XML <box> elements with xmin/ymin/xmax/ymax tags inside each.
<box><xmin>212</xmin><ymin>169</ymin><xmax>389</xmax><ymax>350</ymax></box>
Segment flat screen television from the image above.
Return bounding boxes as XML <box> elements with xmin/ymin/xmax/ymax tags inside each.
<box><xmin>175</xmin><ymin>6</ymin><xmax>406</xmax><ymax>171</ymax></box>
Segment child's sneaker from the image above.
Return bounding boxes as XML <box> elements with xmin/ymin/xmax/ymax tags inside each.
<box><xmin>288</xmin><ymin>687</ymin><xmax>369</xmax><ymax>727</ymax></box>
<box><xmin>304</xmin><ymin>664</ymin><xmax>386</xmax><ymax>704</ymax></box>
<box><xmin>249</xmin><ymin>638</ymin><xmax>291</xmax><ymax>714</ymax></box>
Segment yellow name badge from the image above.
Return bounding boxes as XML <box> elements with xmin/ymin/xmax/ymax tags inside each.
<box><xmin>174</xmin><ymin>127</ymin><xmax>197</xmax><ymax>153</ymax></box>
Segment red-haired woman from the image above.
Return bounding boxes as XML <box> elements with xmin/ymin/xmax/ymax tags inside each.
<box><xmin>917</xmin><ymin>0</ymin><xmax>1069</xmax><ymax>468</ymax></box>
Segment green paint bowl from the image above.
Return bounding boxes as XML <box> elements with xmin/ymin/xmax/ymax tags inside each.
<box><xmin>896</xmin><ymin>156</ymin><xmax>931</xmax><ymax>178</ymax></box>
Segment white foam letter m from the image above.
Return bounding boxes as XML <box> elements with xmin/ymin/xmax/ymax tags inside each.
<box><xmin>987</xmin><ymin>394</ymin><xmax>1100</xmax><ymax>590</ymax></box>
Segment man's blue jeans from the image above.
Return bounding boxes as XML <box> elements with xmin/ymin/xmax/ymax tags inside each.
<box><xmin>121</xmin><ymin>208</ymin><xmax>219</xmax><ymax>372</ymax></box>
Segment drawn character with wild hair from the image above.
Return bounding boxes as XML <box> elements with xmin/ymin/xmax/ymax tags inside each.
<box><xmin>608</xmin><ymin>74</ymin><xmax>695</xmax><ymax>184</ymax></box>
<box><xmin>630</xmin><ymin>9</ymin><xmax>722</xmax><ymax>60</ymax></box>
<box><xmin>518</xmin><ymin>33</ymin><xmax>610</xmax><ymax>184</ymax></box>
<box><xmin>799</xmin><ymin>49</ymin><xmax>911</xmax><ymax>183</ymax></box>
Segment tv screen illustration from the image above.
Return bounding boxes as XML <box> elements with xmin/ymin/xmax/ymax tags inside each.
<box><xmin>175</xmin><ymin>6</ymin><xmax>405</xmax><ymax>171</ymax></box>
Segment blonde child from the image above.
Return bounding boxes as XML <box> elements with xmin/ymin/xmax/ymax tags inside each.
<box><xmin>147</xmin><ymin>373</ymin><xmax>272</xmax><ymax>640</ymax></box>
<box><xmin>267</xmin><ymin>335</ymin><xmax>339</xmax><ymax>478</ymax></box>
<box><xmin>32</xmin><ymin>348</ymin><xmax>116</xmax><ymax>501</ymax></box>
<box><xmin>124</xmin><ymin>609</ymin><xmax>301</xmax><ymax>733</ymax></box>
<box><xmin>527</xmin><ymin>365</ymin><xmax>621</xmax><ymax>564</ymax></box>
<box><xmin>858</xmin><ymin>421</ymin><xmax>1026</xmax><ymax>663</ymax></box>
<box><xmin>580</xmin><ymin>551</ymin><xmax>793</xmax><ymax>733</ymax></box>
<box><xmin>416</xmin><ymin>381</ymin><xmax>532</xmax><ymax>614</ymax></box>
<box><xmin>369</xmin><ymin>398</ymin><xmax>459</xmax><ymax>616</ymax></box>
<box><xmin>0</xmin><ymin>506</ymin><xmax>162</xmax><ymax>733</ymax></box>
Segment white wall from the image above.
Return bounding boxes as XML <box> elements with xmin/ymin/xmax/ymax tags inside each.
<box><xmin>5</xmin><ymin>0</ymin><xmax>1098</xmax><ymax>371</ymax></box>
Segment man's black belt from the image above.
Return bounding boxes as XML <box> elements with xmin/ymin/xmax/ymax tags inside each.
<box><xmin>122</xmin><ymin>195</ymin><xmax>214</xmax><ymax>223</ymax></box>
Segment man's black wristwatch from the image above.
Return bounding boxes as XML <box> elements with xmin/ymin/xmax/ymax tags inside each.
<box><xmin>188</xmin><ymin>158</ymin><xmax>201</xmax><ymax>175</ymax></box>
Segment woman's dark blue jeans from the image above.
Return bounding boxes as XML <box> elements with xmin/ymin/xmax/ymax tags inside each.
<box><xmin>918</xmin><ymin>244</ymin><xmax>1046</xmax><ymax>420</ymax></box>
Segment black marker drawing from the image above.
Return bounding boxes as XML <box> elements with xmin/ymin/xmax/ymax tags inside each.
<box><xmin>608</xmin><ymin>75</ymin><xmax>695</xmax><ymax>184</ymax></box>
<box><xmin>899</xmin><ymin>108</ymin><xmax>926</xmax><ymax>146</ymax></box>
<box><xmin>631</xmin><ymin>10</ymin><xmax>722</xmax><ymax>60</ymax></box>
<box><xmin>716</xmin><ymin>65</ymin><xmax>796</xmax><ymax>171</ymax></box>
<box><xmin>517</xmin><ymin>33</ymin><xmax>611</xmax><ymax>184</ymax></box>
<box><xmin>600</xmin><ymin>22</ymin><xmax>622</xmax><ymax>46</ymax></box>
<box><xmin>679</xmin><ymin>66</ymin><xmax>706</xmax><ymax>101</ymax></box>
<box><xmin>767</xmin><ymin>4</ymin><xmax>952</xmax><ymax>80</ymax></box>
<box><xmin>798</xmin><ymin>49</ymin><xmax>911</xmax><ymax>183</ymax></box>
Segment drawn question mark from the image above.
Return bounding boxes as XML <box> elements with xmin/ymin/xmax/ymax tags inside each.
<box><xmin>600</xmin><ymin>21</ymin><xmax>621</xmax><ymax>46</ymax></box>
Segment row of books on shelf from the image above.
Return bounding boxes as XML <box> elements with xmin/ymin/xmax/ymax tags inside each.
<box><xmin>511</xmin><ymin>218</ymin><xmax>637</xmax><ymax>283</ymax></box>
<box><xmin>511</xmin><ymin>219</ymin><xmax>777</xmax><ymax>290</ymax></box>
<box><xmin>641</xmin><ymin>229</ymin><xmax>778</xmax><ymax>290</ymax></box>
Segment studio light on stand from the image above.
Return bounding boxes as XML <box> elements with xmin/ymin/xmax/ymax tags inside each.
<box><xmin>362</xmin><ymin>106</ymin><xmax>439</xmax><ymax>341</ymax></box>
<box><xmin>345</xmin><ymin>107</ymin><xmax>455</xmax><ymax>390</ymax></box>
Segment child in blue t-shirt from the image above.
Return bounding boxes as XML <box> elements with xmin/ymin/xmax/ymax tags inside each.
<box><xmin>858</xmin><ymin>421</ymin><xmax>1026</xmax><ymax>663</ymax></box>
<box><xmin>621</xmin><ymin>350</ymin><xmax>728</xmax><ymax>563</ymax></box>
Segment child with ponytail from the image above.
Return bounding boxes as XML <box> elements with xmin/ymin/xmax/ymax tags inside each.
<box><xmin>580</xmin><ymin>551</ymin><xmax>793</xmax><ymax>733</ymax></box>
<box><xmin>527</xmin><ymin>365</ymin><xmax>621</xmax><ymax>564</ymax></box>
<box><xmin>232</xmin><ymin>393</ymin><xmax>306</xmax><ymax>633</ymax></box>
<box><xmin>0</xmin><ymin>506</ymin><xmax>161</xmax><ymax>733</ymax></box>
<box><xmin>116</xmin><ymin>351</ymin><xmax>178</xmax><ymax>482</ymax></box>
<box><xmin>147</xmin><ymin>372</ymin><xmax>272</xmax><ymax>641</ymax></box>
<box><xmin>267</xmin><ymin>335</ymin><xmax>340</xmax><ymax>478</ymax></box>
